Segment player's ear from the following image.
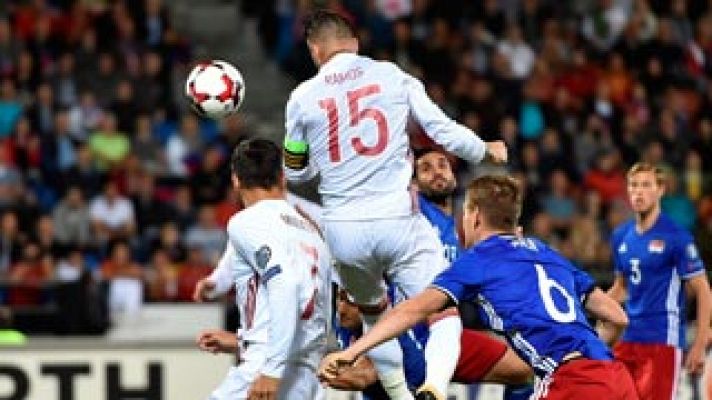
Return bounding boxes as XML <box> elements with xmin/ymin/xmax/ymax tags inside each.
<box><xmin>231</xmin><ymin>173</ymin><xmax>241</xmax><ymax>191</ymax></box>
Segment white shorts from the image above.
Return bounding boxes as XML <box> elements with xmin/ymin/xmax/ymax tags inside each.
<box><xmin>325</xmin><ymin>214</ymin><xmax>448</xmax><ymax>307</ymax></box>
<box><xmin>208</xmin><ymin>344</ymin><xmax>323</xmax><ymax>400</ymax></box>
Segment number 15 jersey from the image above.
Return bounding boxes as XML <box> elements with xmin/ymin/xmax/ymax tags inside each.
<box><xmin>284</xmin><ymin>52</ymin><xmax>487</xmax><ymax>221</ymax></box>
<box><xmin>611</xmin><ymin>213</ymin><xmax>705</xmax><ymax>348</ymax></box>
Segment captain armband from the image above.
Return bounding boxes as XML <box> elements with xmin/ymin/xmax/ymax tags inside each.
<box><xmin>283</xmin><ymin>138</ymin><xmax>309</xmax><ymax>170</ymax></box>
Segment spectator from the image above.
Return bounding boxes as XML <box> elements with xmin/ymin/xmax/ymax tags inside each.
<box><xmin>152</xmin><ymin>221</ymin><xmax>186</xmax><ymax>264</ymax></box>
<box><xmin>131</xmin><ymin>114</ymin><xmax>164</xmax><ymax>173</ymax></box>
<box><xmin>55</xmin><ymin>248</ymin><xmax>85</xmax><ymax>283</ymax></box>
<box><xmin>8</xmin><ymin>242</ymin><xmax>52</xmax><ymax>306</ymax></box>
<box><xmin>583</xmin><ymin>149</ymin><xmax>627</xmax><ymax>205</ymax></box>
<box><xmin>100</xmin><ymin>241</ymin><xmax>143</xmax><ymax>316</ymax></box>
<box><xmin>33</xmin><ymin>214</ymin><xmax>62</xmax><ymax>259</ymax></box>
<box><xmin>176</xmin><ymin>246</ymin><xmax>212</xmax><ymax>302</ymax></box>
<box><xmin>169</xmin><ymin>184</ymin><xmax>196</xmax><ymax>231</ymax></box>
<box><xmin>51</xmin><ymin>53</ymin><xmax>79</xmax><ymax>109</ymax></box>
<box><xmin>52</xmin><ymin>186</ymin><xmax>92</xmax><ymax>248</ymax></box>
<box><xmin>26</xmin><ymin>83</ymin><xmax>56</xmax><ymax>136</ymax></box>
<box><xmin>144</xmin><ymin>248</ymin><xmax>179</xmax><ymax>302</ymax></box>
<box><xmin>540</xmin><ymin>169</ymin><xmax>577</xmax><ymax>230</ymax></box>
<box><xmin>0</xmin><ymin>146</ymin><xmax>23</xmax><ymax>207</ymax></box>
<box><xmin>130</xmin><ymin>172</ymin><xmax>168</xmax><ymax>237</ymax></box>
<box><xmin>62</xmin><ymin>144</ymin><xmax>103</xmax><ymax>198</ymax></box>
<box><xmin>0</xmin><ymin>19</ymin><xmax>20</xmax><ymax>77</ymax></box>
<box><xmin>166</xmin><ymin>114</ymin><xmax>203</xmax><ymax>177</ymax></box>
<box><xmin>214</xmin><ymin>187</ymin><xmax>242</xmax><ymax>229</ymax></box>
<box><xmin>111</xmin><ymin>80</ymin><xmax>138</xmax><ymax>134</ymax></box>
<box><xmin>185</xmin><ymin>205</ymin><xmax>226</xmax><ymax>264</ymax></box>
<box><xmin>67</xmin><ymin>90</ymin><xmax>103</xmax><ymax>141</ymax></box>
<box><xmin>0</xmin><ymin>211</ymin><xmax>25</xmax><ymax>277</ymax></box>
<box><xmin>662</xmin><ymin>169</ymin><xmax>697</xmax><ymax>230</ymax></box>
<box><xmin>90</xmin><ymin>181</ymin><xmax>136</xmax><ymax>243</ymax></box>
<box><xmin>89</xmin><ymin>113</ymin><xmax>130</xmax><ymax>171</ymax></box>
<box><xmin>0</xmin><ymin>79</ymin><xmax>22</xmax><ymax>138</ymax></box>
<box><xmin>497</xmin><ymin>24</ymin><xmax>535</xmax><ymax>79</ymax></box>
<box><xmin>191</xmin><ymin>146</ymin><xmax>228</xmax><ymax>206</ymax></box>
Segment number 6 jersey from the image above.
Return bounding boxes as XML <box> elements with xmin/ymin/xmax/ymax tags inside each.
<box><xmin>283</xmin><ymin>52</ymin><xmax>487</xmax><ymax>221</ymax></box>
<box><xmin>431</xmin><ymin>234</ymin><xmax>611</xmax><ymax>378</ymax></box>
<box><xmin>611</xmin><ymin>213</ymin><xmax>705</xmax><ymax>348</ymax></box>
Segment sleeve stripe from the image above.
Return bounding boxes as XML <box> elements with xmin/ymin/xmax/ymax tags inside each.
<box><xmin>429</xmin><ymin>284</ymin><xmax>459</xmax><ymax>305</ymax></box>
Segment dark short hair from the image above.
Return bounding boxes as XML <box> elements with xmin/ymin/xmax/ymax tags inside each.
<box><xmin>304</xmin><ymin>9</ymin><xmax>356</xmax><ymax>42</ymax></box>
<box><xmin>465</xmin><ymin>175</ymin><xmax>522</xmax><ymax>231</ymax></box>
<box><xmin>231</xmin><ymin>138</ymin><xmax>282</xmax><ymax>189</ymax></box>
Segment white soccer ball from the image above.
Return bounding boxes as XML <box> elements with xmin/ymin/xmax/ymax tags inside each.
<box><xmin>185</xmin><ymin>60</ymin><xmax>245</xmax><ymax>119</ymax></box>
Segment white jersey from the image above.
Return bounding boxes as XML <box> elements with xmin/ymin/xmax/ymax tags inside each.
<box><xmin>225</xmin><ymin>199</ymin><xmax>331</xmax><ymax>379</ymax></box>
<box><xmin>284</xmin><ymin>52</ymin><xmax>487</xmax><ymax>221</ymax></box>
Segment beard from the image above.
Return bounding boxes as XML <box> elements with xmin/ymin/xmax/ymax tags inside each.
<box><xmin>421</xmin><ymin>185</ymin><xmax>455</xmax><ymax>206</ymax></box>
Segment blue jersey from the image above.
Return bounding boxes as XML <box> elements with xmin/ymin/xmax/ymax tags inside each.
<box><xmin>419</xmin><ymin>194</ymin><xmax>462</xmax><ymax>263</ymax></box>
<box><xmin>611</xmin><ymin>213</ymin><xmax>705</xmax><ymax>348</ymax></box>
<box><xmin>432</xmin><ymin>235</ymin><xmax>610</xmax><ymax>377</ymax></box>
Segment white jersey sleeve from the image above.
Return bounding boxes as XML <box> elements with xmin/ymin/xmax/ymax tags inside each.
<box><xmin>284</xmin><ymin>96</ymin><xmax>318</xmax><ymax>183</ymax></box>
<box><xmin>403</xmin><ymin>73</ymin><xmax>487</xmax><ymax>164</ymax></box>
<box><xmin>205</xmin><ymin>243</ymin><xmax>237</xmax><ymax>298</ymax></box>
<box><xmin>228</xmin><ymin>217</ymin><xmax>300</xmax><ymax>379</ymax></box>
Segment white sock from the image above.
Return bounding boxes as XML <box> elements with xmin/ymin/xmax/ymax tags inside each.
<box><xmin>362</xmin><ymin>313</ymin><xmax>414</xmax><ymax>400</ymax></box>
<box><xmin>423</xmin><ymin>315</ymin><xmax>462</xmax><ymax>396</ymax></box>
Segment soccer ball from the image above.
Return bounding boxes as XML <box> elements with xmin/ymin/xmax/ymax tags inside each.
<box><xmin>185</xmin><ymin>60</ymin><xmax>245</xmax><ymax>119</ymax></box>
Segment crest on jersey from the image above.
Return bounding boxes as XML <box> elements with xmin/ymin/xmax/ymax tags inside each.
<box><xmin>687</xmin><ymin>244</ymin><xmax>699</xmax><ymax>260</ymax></box>
<box><xmin>648</xmin><ymin>240</ymin><xmax>665</xmax><ymax>253</ymax></box>
<box><xmin>255</xmin><ymin>245</ymin><xmax>272</xmax><ymax>270</ymax></box>
<box><xmin>618</xmin><ymin>243</ymin><xmax>627</xmax><ymax>254</ymax></box>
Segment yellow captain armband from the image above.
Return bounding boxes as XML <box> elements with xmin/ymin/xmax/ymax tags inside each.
<box><xmin>284</xmin><ymin>137</ymin><xmax>309</xmax><ymax>170</ymax></box>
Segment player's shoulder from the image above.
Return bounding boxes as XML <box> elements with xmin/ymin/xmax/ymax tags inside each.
<box><xmin>656</xmin><ymin>213</ymin><xmax>695</xmax><ymax>245</ymax></box>
<box><xmin>612</xmin><ymin>219</ymin><xmax>635</xmax><ymax>242</ymax></box>
<box><xmin>288</xmin><ymin>75</ymin><xmax>320</xmax><ymax>104</ymax></box>
<box><xmin>227</xmin><ymin>203</ymin><xmax>274</xmax><ymax>235</ymax></box>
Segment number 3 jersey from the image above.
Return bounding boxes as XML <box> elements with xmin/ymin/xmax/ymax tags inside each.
<box><xmin>283</xmin><ymin>52</ymin><xmax>487</xmax><ymax>221</ymax></box>
<box><xmin>611</xmin><ymin>213</ymin><xmax>705</xmax><ymax>348</ymax></box>
<box><xmin>225</xmin><ymin>199</ymin><xmax>332</xmax><ymax>378</ymax></box>
<box><xmin>432</xmin><ymin>235</ymin><xmax>611</xmax><ymax>377</ymax></box>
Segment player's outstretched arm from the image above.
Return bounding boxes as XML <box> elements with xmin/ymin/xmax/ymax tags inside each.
<box><xmin>684</xmin><ymin>274</ymin><xmax>711</xmax><ymax>374</ymax></box>
<box><xmin>193</xmin><ymin>244</ymin><xmax>236</xmax><ymax>302</ymax></box>
<box><xmin>196</xmin><ymin>329</ymin><xmax>238</xmax><ymax>354</ymax></box>
<box><xmin>585</xmin><ymin>288</ymin><xmax>628</xmax><ymax>346</ymax></box>
<box><xmin>403</xmin><ymin>72</ymin><xmax>507</xmax><ymax>165</ymax></box>
<box><xmin>322</xmin><ymin>355</ymin><xmax>379</xmax><ymax>390</ymax></box>
<box><xmin>319</xmin><ymin>288</ymin><xmax>449</xmax><ymax>382</ymax></box>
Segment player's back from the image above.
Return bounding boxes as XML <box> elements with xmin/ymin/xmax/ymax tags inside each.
<box><xmin>439</xmin><ymin>235</ymin><xmax>611</xmax><ymax>377</ymax></box>
<box><xmin>287</xmin><ymin>53</ymin><xmax>413</xmax><ymax>220</ymax></box>
<box><xmin>228</xmin><ymin>199</ymin><xmax>331</xmax><ymax>366</ymax></box>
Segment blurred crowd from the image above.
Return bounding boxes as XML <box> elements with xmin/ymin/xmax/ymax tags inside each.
<box><xmin>250</xmin><ymin>0</ymin><xmax>712</xmax><ymax>274</ymax></box>
<box><xmin>0</xmin><ymin>0</ymin><xmax>251</xmax><ymax>328</ymax></box>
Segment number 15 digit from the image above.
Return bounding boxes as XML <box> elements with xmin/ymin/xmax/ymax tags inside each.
<box><xmin>318</xmin><ymin>84</ymin><xmax>389</xmax><ymax>162</ymax></box>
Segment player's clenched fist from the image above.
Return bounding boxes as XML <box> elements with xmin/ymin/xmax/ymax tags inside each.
<box><xmin>196</xmin><ymin>329</ymin><xmax>238</xmax><ymax>354</ymax></box>
<box><xmin>318</xmin><ymin>351</ymin><xmax>357</xmax><ymax>383</ymax></box>
<box><xmin>247</xmin><ymin>375</ymin><xmax>280</xmax><ymax>400</ymax></box>
<box><xmin>485</xmin><ymin>141</ymin><xmax>508</xmax><ymax>164</ymax></box>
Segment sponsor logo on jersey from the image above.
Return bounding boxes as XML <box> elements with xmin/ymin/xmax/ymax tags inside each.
<box><xmin>648</xmin><ymin>239</ymin><xmax>665</xmax><ymax>253</ymax></box>
<box><xmin>255</xmin><ymin>245</ymin><xmax>271</xmax><ymax>270</ymax></box>
<box><xmin>618</xmin><ymin>243</ymin><xmax>627</xmax><ymax>254</ymax></box>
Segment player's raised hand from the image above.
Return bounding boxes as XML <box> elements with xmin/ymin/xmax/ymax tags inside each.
<box><xmin>247</xmin><ymin>375</ymin><xmax>280</xmax><ymax>400</ymax></box>
<box><xmin>685</xmin><ymin>342</ymin><xmax>706</xmax><ymax>375</ymax></box>
<box><xmin>484</xmin><ymin>141</ymin><xmax>508</xmax><ymax>164</ymax></box>
<box><xmin>196</xmin><ymin>329</ymin><xmax>238</xmax><ymax>354</ymax></box>
<box><xmin>192</xmin><ymin>278</ymin><xmax>216</xmax><ymax>302</ymax></box>
<box><xmin>318</xmin><ymin>351</ymin><xmax>356</xmax><ymax>383</ymax></box>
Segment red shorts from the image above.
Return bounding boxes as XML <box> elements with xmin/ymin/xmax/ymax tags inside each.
<box><xmin>536</xmin><ymin>359</ymin><xmax>638</xmax><ymax>400</ymax></box>
<box><xmin>614</xmin><ymin>341</ymin><xmax>682</xmax><ymax>400</ymax></box>
<box><xmin>452</xmin><ymin>329</ymin><xmax>508</xmax><ymax>383</ymax></box>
